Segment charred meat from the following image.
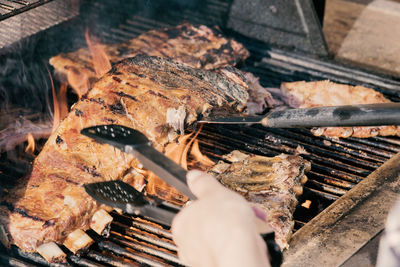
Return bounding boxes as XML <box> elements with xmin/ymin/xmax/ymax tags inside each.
<box><xmin>281</xmin><ymin>80</ymin><xmax>400</xmax><ymax>138</ymax></box>
<box><xmin>209</xmin><ymin>151</ymin><xmax>310</xmax><ymax>249</ymax></box>
<box><xmin>0</xmin><ymin>55</ymin><xmax>253</xmax><ymax>252</ymax></box>
<box><xmin>49</xmin><ymin>23</ymin><xmax>249</xmax><ymax>90</ymax></box>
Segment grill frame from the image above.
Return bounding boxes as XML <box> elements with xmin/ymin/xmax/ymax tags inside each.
<box><xmin>0</xmin><ymin>0</ymin><xmax>79</xmax><ymax>50</ymax></box>
<box><xmin>1</xmin><ymin>0</ymin><xmax>400</xmax><ymax>266</ymax></box>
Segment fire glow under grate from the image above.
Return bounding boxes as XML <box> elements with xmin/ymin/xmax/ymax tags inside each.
<box><xmin>1</xmin><ymin>0</ymin><xmax>400</xmax><ymax>266</ymax></box>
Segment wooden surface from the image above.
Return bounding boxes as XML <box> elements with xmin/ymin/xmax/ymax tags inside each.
<box><xmin>323</xmin><ymin>0</ymin><xmax>400</xmax><ymax>77</ymax></box>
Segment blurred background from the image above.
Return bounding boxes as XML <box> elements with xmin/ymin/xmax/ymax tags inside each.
<box><xmin>323</xmin><ymin>0</ymin><xmax>400</xmax><ymax>76</ymax></box>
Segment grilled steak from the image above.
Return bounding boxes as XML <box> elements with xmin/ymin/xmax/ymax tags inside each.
<box><xmin>49</xmin><ymin>23</ymin><xmax>249</xmax><ymax>91</ymax></box>
<box><xmin>209</xmin><ymin>151</ymin><xmax>310</xmax><ymax>250</ymax></box>
<box><xmin>281</xmin><ymin>80</ymin><xmax>400</xmax><ymax>138</ymax></box>
<box><xmin>0</xmin><ymin>55</ymin><xmax>254</xmax><ymax>252</ymax></box>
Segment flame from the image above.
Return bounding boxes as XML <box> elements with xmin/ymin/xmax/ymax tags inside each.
<box><xmin>48</xmin><ymin>71</ymin><xmax>69</xmax><ymax>132</ymax></box>
<box><xmin>190</xmin><ymin>140</ymin><xmax>215</xmax><ymax>168</ymax></box>
<box><xmin>164</xmin><ymin>133</ymin><xmax>194</xmax><ymax>169</ymax></box>
<box><xmin>25</xmin><ymin>133</ymin><xmax>35</xmax><ymax>154</ymax></box>
<box><xmin>65</xmin><ymin>29</ymin><xmax>111</xmax><ymax>98</ymax></box>
<box><xmin>66</xmin><ymin>66</ymin><xmax>89</xmax><ymax>98</ymax></box>
<box><xmin>49</xmin><ymin>70</ymin><xmax>60</xmax><ymax>132</ymax></box>
<box><xmin>188</xmin><ymin>124</ymin><xmax>214</xmax><ymax>169</ymax></box>
<box><xmin>59</xmin><ymin>84</ymin><xmax>69</xmax><ymax>120</ymax></box>
<box><xmin>84</xmin><ymin>29</ymin><xmax>111</xmax><ymax>78</ymax></box>
<box><xmin>145</xmin><ymin>127</ymin><xmax>215</xmax><ymax>204</ymax></box>
<box><xmin>165</xmin><ymin>127</ymin><xmax>215</xmax><ymax>169</ymax></box>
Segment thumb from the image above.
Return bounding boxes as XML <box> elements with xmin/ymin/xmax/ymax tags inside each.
<box><xmin>186</xmin><ymin>170</ymin><xmax>227</xmax><ymax>198</ymax></box>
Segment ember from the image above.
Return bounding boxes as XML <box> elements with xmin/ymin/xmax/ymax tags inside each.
<box><xmin>301</xmin><ymin>200</ymin><xmax>312</xmax><ymax>209</ymax></box>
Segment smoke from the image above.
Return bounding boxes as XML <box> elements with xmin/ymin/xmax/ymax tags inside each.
<box><xmin>0</xmin><ymin>116</ymin><xmax>52</xmax><ymax>153</ymax></box>
<box><xmin>0</xmin><ymin>40</ymin><xmax>54</xmax><ymax>153</ymax></box>
<box><xmin>0</xmin><ymin>0</ymin><xmax>207</xmax><ymax>154</ymax></box>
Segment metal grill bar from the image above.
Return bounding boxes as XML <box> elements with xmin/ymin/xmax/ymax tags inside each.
<box><xmin>82</xmin><ymin>251</ymin><xmax>131</xmax><ymax>266</ymax></box>
<box><xmin>0</xmin><ymin>253</ymin><xmax>36</xmax><ymax>267</ymax></box>
<box><xmin>2</xmin><ymin>0</ymin><xmax>400</xmax><ymax>265</ymax></box>
<box><xmin>0</xmin><ymin>0</ymin><xmax>79</xmax><ymax>50</ymax></box>
<box><xmin>194</xmin><ymin>122</ymin><xmax>400</xmax><ymax>226</ymax></box>
<box><xmin>109</xmin><ymin>233</ymin><xmax>180</xmax><ymax>265</ymax></box>
<box><xmin>97</xmin><ymin>240</ymin><xmax>170</xmax><ymax>267</ymax></box>
<box><xmin>0</xmin><ymin>0</ymin><xmax>45</xmax><ymax>20</ymax></box>
<box><xmin>69</xmin><ymin>254</ymin><xmax>106</xmax><ymax>267</ymax></box>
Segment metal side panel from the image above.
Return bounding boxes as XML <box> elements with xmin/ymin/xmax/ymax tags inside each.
<box><xmin>227</xmin><ymin>0</ymin><xmax>328</xmax><ymax>56</ymax></box>
<box><xmin>0</xmin><ymin>0</ymin><xmax>78</xmax><ymax>50</ymax></box>
<box><xmin>283</xmin><ymin>151</ymin><xmax>400</xmax><ymax>267</ymax></box>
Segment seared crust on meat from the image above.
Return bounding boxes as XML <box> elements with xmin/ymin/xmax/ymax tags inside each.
<box><xmin>0</xmin><ymin>55</ymin><xmax>251</xmax><ymax>252</ymax></box>
<box><xmin>49</xmin><ymin>23</ymin><xmax>249</xmax><ymax>88</ymax></box>
<box><xmin>281</xmin><ymin>80</ymin><xmax>400</xmax><ymax>138</ymax></box>
<box><xmin>209</xmin><ymin>151</ymin><xmax>310</xmax><ymax>249</ymax></box>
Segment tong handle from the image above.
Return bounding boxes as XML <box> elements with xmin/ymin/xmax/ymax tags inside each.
<box><xmin>132</xmin><ymin>205</ymin><xmax>176</xmax><ymax>226</ymax></box>
<box><xmin>262</xmin><ymin>103</ymin><xmax>400</xmax><ymax>128</ymax></box>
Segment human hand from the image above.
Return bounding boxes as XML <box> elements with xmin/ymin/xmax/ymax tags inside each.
<box><xmin>171</xmin><ymin>170</ymin><xmax>271</xmax><ymax>267</ymax></box>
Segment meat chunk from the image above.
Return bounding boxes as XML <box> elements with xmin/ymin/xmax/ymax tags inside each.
<box><xmin>281</xmin><ymin>80</ymin><xmax>400</xmax><ymax>138</ymax></box>
<box><xmin>49</xmin><ymin>23</ymin><xmax>249</xmax><ymax>91</ymax></box>
<box><xmin>209</xmin><ymin>151</ymin><xmax>310</xmax><ymax>250</ymax></box>
<box><xmin>0</xmin><ymin>55</ymin><xmax>251</xmax><ymax>252</ymax></box>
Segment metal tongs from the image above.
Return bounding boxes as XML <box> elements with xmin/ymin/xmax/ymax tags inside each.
<box><xmin>81</xmin><ymin>125</ymin><xmax>282</xmax><ymax>266</ymax></box>
<box><xmin>198</xmin><ymin>103</ymin><xmax>400</xmax><ymax>127</ymax></box>
<box><xmin>81</xmin><ymin>124</ymin><xmax>196</xmax><ymax>226</ymax></box>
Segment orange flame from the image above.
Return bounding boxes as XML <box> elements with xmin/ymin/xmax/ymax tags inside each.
<box><xmin>84</xmin><ymin>29</ymin><xmax>111</xmax><ymax>78</ymax></box>
<box><xmin>48</xmin><ymin>71</ymin><xmax>69</xmax><ymax>132</ymax></box>
<box><xmin>301</xmin><ymin>200</ymin><xmax>312</xmax><ymax>209</ymax></box>
<box><xmin>59</xmin><ymin>84</ymin><xmax>69</xmax><ymax>120</ymax></box>
<box><xmin>49</xmin><ymin>70</ymin><xmax>60</xmax><ymax>132</ymax></box>
<box><xmin>187</xmin><ymin>124</ymin><xmax>214</xmax><ymax>169</ymax></box>
<box><xmin>145</xmin><ymin>127</ymin><xmax>214</xmax><ymax>204</ymax></box>
<box><xmin>48</xmin><ymin>69</ymin><xmax>69</xmax><ymax>133</ymax></box>
<box><xmin>66</xmin><ymin>67</ymin><xmax>89</xmax><ymax>98</ymax></box>
<box><xmin>164</xmin><ymin>133</ymin><xmax>194</xmax><ymax>170</ymax></box>
<box><xmin>66</xmin><ymin>29</ymin><xmax>111</xmax><ymax>98</ymax></box>
<box><xmin>25</xmin><ymin>133</ymin><xmax>35</xmax><ymax>154</ymax></box>
<box><xmin>190</xmin><ymin>140</ymin><xmax>215</xmax><ymax>168</ymax></box>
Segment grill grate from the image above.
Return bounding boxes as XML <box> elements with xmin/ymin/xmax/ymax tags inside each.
<box><xmin>94</xmin><ymin>0</ymin><xmax>400</xmax><ymax>229</ymax></box>
<box><xmin>0</xmin><ymin>0</ymin><xmax>50</xmax><ymax>20</ymax></box>
<box><xmin>197</xmin><ymin>124</ymin><xmax>400</xmax><ymax>227</ymax></box>
<box><xmin>0</xmin><ymin>0</ymin><xmax>79</xmax><ymax>50</ymax></box>
<box><xmin>0</xmin><ymin>213</ymin><xmax>181</xmax><ymax>266</ymax></box>
<box><xmin>1</xmin><ymin>0</ymin><xmax>400</xmax><ymax>265</ymax></box>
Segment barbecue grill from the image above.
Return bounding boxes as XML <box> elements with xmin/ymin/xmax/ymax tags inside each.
<box><xmin>1</xmin><ymin>0</ymin><xmax>400</xmax><ymax>266</ymax></box>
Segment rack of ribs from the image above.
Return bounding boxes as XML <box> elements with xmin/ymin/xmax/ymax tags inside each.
<box><xmin>0</xmin><ymin>55</ymin><xmax>252</xmax><ymax>254</ymax></box>
<box><xmin>49</xmin><ymin>22</ymin><xmax>250</xmax><ymax>92</ymax></box>
<box><xmin>0</xmin><ymin>55</ymin><xmax>308</xmax><ymax>261</ymax></box>
<box><xmin>210</xmin><ymin>151</ymin><xmax>310</xmax><ymax>249</ymax></box>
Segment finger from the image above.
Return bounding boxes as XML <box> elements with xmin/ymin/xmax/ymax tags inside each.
<box><xmin>186</xmin><ymin>170</ymin><xmax>228</xmax><ymax>198</ymax></box>
<box><xmin>171</xmin><ymin>205</ymin><xmax>215</xmax><ymax>267</ymax></box>
<box><xmin>251</xmin><ymin>205</ymin><xmax>274</xmax><ymax>234</ymax></box>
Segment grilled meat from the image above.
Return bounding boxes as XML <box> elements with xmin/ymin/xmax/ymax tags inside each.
<box><xmin>49</xmin><ymin>23</ymin><xmax>249</xmax><ymax>91</ymax></box>
<box><xmin>281</xmin><ymin>80</ymin><xmax>400</xmax><ymax>138</ymax></box>
<box><xmin>209</xmin><ymin>151</ymin><xmax>310</xmax><ymax>250</ymax></box>
<box><xmin>0</xmin><ymin>55</ymin><xmax>253</xmax><ymax>252</ymax></box>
